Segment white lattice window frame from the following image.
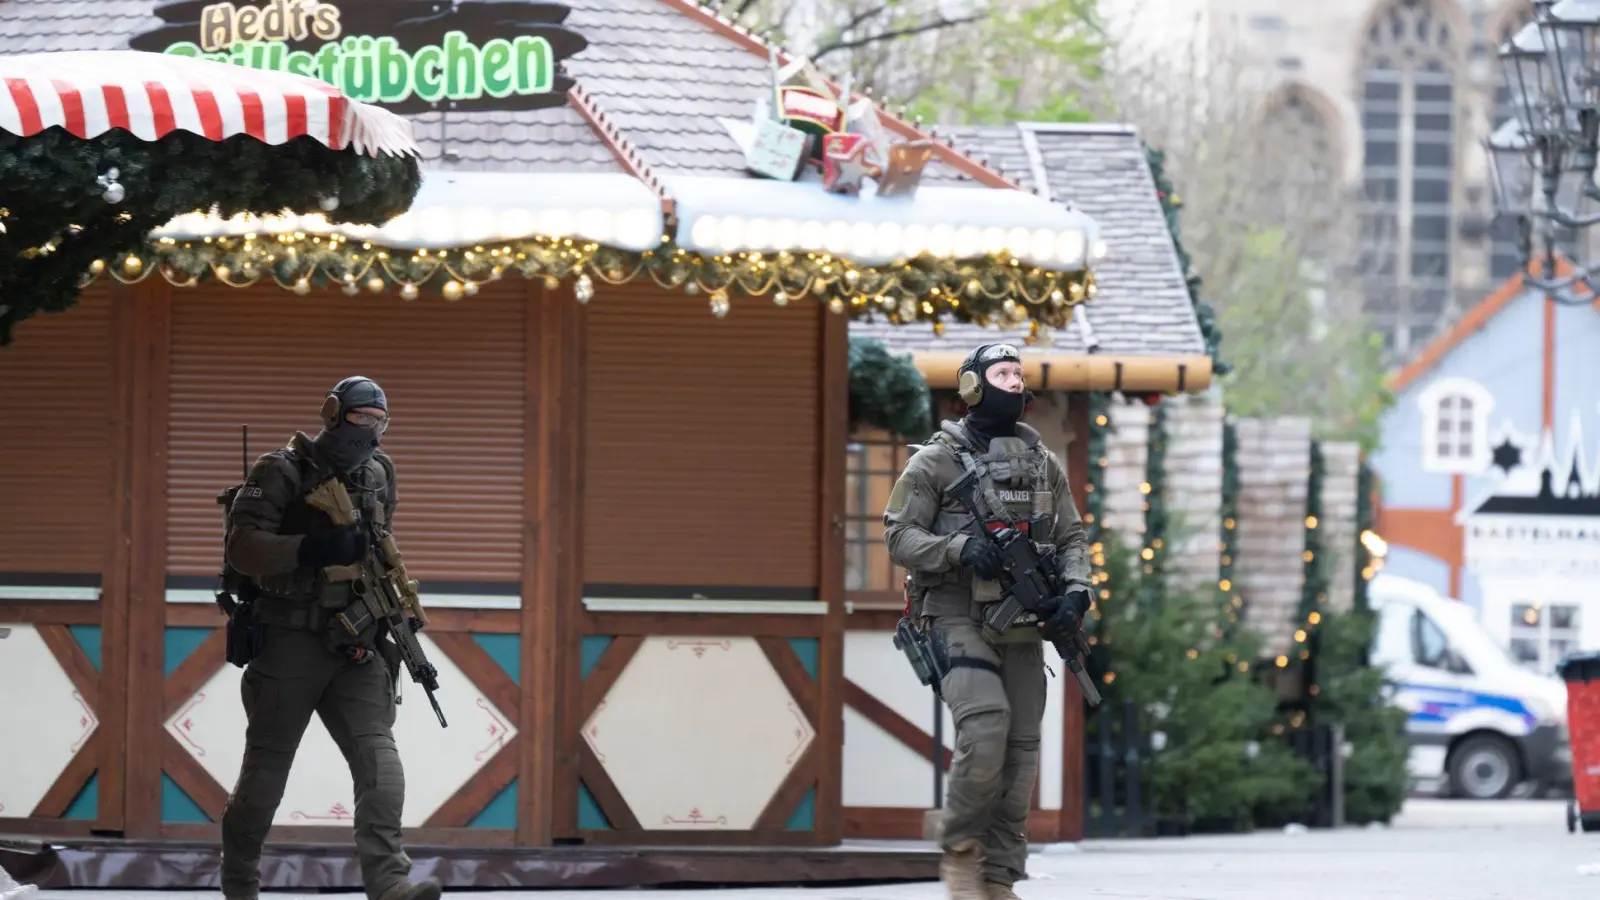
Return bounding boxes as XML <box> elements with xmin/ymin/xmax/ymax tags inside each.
<box><xmin>1417</xmin><ymin>376</ymin><xmax>1494</xmax><ymax>473</ymax></box>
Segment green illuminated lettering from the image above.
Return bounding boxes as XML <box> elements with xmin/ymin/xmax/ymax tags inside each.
<box><xmin>345</xmin><ymin>36</ymin><xmax>376</xmax><ymax>101</ymax></box>
<box><xmin>375</xmin><ymin>37</ymin><xmax>411</xmax><ymax>103</ymax></box>
<box><xmin>513</xmin><ymin>35</ymin><xmax>552</xmax><ymax>93</ymax></box>
<box><xmin>164</xmin><ymin>41</ymin><xmax>203</xmax><ymax>58</ymax></box>
<box><xmin>444</xmin><ymin>31</ymin><xmax>480</xmax><ymax>98</ymax></box>
<box><xmin>284</xmin><ymin>49</ymin><xmax>316</xmax><ymax>76</ymax></box>
<box><xmin>480</xmin><ymin>37</ymin><xmax>514</xmax><ymax>98</ymax></box>
<box><xmin>315</xmin><ymin>43</ymin><xmax>342</xmax><ymax>85</ymax></box>
<box><xmin>413</xmin><ymin>45</ymin><xmax>444</xmax><ymax>102</ymax></box>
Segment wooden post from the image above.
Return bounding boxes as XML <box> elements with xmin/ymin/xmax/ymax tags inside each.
<box><xmin>521</xmin><ymin>279</ymin><xmax>583</xmax><ymax>845</ymax></box>
<box><xmin>120</xmin><ymin>277</ymin><xmax>172</xmax><ymax>838</ymax></box>
<box><xmin>815</xmin><ymin>304</ymin><xmax>848</xmax><ymax>844</ymax></box>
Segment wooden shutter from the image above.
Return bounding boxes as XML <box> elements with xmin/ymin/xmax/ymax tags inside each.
<box><xmin>581</xmin><ymin>288</ymin><xmax>820</xmax><ymax>592</ymax></box>
<box><xmin>0</xmin><ymin>290</ymin><xmax>116</xmax><ymax>582</ymax></box>
<box><xmin>166</xmin><ymin>284</ymin><xmax>527</xmax><ymax>586</ymax></box>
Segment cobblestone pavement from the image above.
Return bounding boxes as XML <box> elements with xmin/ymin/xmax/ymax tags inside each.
<box><xmin>24</xmin><ymin>799</ymin><xmax>1599</xmax><ymax>900</ymax></box>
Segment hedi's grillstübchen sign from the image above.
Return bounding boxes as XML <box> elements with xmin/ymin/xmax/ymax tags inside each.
<box><xmin>129</xmin><ymin>0</ymin><xmax>587</xmax><ymax>114</ymax></box>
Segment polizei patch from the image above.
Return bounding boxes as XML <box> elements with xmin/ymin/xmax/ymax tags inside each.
<box><xmin>997</xmin><ymin>489</ymin><xmax>1032</xmax><ymax>503</ymax></box>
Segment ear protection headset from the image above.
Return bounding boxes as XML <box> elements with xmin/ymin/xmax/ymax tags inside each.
<box><xmin>957</xmin><ymin>343</ymin><xmax>1024</xmax><ymax>406</ymax></box>
<box><xmin>320</xmin><ymin>376</ymin><xmax>387</xmax><ymax>429</ymax></box>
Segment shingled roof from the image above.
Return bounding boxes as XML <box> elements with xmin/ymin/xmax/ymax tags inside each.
<box><xmin>851</xmin><ymin>122</ymin><xmax>1206</xmax><ymax>360</ymax></box>
<box><xmin>0</xmin><ymin>0</ymin><xmax>1012</xmax><ymax>190</ymax></box>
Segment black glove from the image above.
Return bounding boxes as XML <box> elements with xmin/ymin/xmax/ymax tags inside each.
<box><xmin>296</xmin><ymin>525</ymin><xmax>369</xmax><ymax>569</ymax></box>
<box><xmin>1039</xmin><ymin>589</ymin><xmax>1093</xmax><ymax>640</ymax></box>
<box><xmin>959</xmin><ymin>536</ymin><xmax>1006</xmax><ymax>580</ymax></box>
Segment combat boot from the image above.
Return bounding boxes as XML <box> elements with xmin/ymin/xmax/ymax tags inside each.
<box><xmin>376</xmin><ymin>878</ymin><xmax>442</xmax><ymax>900</ymax></box>
<box><xmin>986</xmin><ymin>883</ymin><xmax>1023</xmax><ymax>900</ymax></box>
<box><xmin>939</xmin><ymin>838</ymin><xmax>987</xmax><ymax>900</ymax></box>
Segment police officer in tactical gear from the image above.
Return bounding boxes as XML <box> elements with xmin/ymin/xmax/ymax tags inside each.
<box><xmin>220</xmin><ymin>377</ymin><xmax>441</xmax><ymax>900</ymax></box>
<box><xmin>883</xmin><ymin>344</ymin><xmax>1093</xmax><ymax>900</ymax></box>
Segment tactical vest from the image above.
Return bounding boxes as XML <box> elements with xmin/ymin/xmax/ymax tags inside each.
<box><xmin>245</xmin><ymin>433</ymin><xmax>393</xmax><ymax>632</ymax></box>
<box><xmin>913</xmin><ymin>421</ymin><xmax>1055</xmax><ymax>622</ymax></box>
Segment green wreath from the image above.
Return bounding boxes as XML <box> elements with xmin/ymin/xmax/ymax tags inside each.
<box><xmin>848</xmin><ymin>336</ymin><xmax>931</xmax><ymax>438</ymax></box>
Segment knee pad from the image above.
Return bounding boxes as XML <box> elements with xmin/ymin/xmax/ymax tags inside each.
<box><xmin>956</xmin><ymin>709</ymin><xmax>1010</xmax><ymax>781</ymax></box>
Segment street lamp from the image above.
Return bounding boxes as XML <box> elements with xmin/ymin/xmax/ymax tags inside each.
<box><xmin>1490</xmin><ymin>0</ymin><xmax>1600</xmax><ymax>299</ymax></box>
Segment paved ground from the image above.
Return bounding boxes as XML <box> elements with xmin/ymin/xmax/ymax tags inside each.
<box><xmin>15</xmin><ymin>799</ymin><xmax>1598</xmax><ymax>900</ymax></box>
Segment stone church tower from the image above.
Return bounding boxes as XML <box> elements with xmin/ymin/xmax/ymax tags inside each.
<box><xmin>1102</xmin><ymin>0</ymin><xmax>1539</xmax><ymax>361</ymax></box>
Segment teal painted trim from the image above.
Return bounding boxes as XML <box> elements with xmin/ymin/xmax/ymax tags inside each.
<box><xmin>468</xmin><ymin>779</ymin><xmax>518</xmax><ymax>829</ymax></box>
<box><xmin>164</xmin><ymin>627</ymin><xmax>213</xmax><ymax>678</ymax></box>
<box><xmin>785</xmin><ymin>788</ymin><xmax>816</xmax><ymax>831</ymax></box>
<box><xmin>787</xmin><ymin>637</ymin><xmax>820</xmax><ymax>680</ymax></box>
<box><xmin>472</xmin><ymin>634</ymin><xmax>521</xmax><ymax>685</ymax></box>
<box><xmin>69</xmin><ymin>625</ymin><xmax>102</xmax><ymax>672</ymax></box>
<box><xmin>161</xmin><ymin>773</ymin><xmax>211</xmax><ymax>824</ymax></box>
<box><xmin>577</xmin><ymin>782</ymin><xmax>612</xmax><ymax>830</ymax></box>
<box><xmin>63</xmin><ymin>773</ymin><xmax>98</xmax><ymax>821</ymax></box>
<box><xmin>580</xmin><ymin>636</ymin><xmax>613</xmax><ymax>679</ymax></box>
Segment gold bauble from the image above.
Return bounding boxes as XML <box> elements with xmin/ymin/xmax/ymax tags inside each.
<box><xmin>827</xmin><ymin>297</ymin><xmax>845</xmax><ymax>314</ymax></box>
<box><xmin>442</xmin><ymin>280</ymin><xmax>464</xmax><ymax>301</ymax></box>
<box><xmin>367</xmin><ymin>277</ymin><xmax>385</xmax><ymax>293</ymax></box>
<box><xmin>214</xmin><ymin>264</ymin><xmax>232</xmax><ymax>282</ymax></box>
<box><xmin>464</xmin><ymin>281</ymin><xmax>479</xmax><ymax>296</ymax></box>
<box><xmin>772</xmin><ymin>290</ymin><xmax>789</xmax><ymax>307</ymax></box>
<box><xmin>293</xmin><ymin>278</ymin><xmax>311</xmax><ymax>296</ymax></box>
<box><xmin>401</xmin><ymin>283</ymin><xmax>419</xmax><ymax>300</ymax></box>
<box><xmin>123</xmin><ymin>256</ymin><xmax>144</xmax><ymax>277</ymax></box>
<box><xmin>543</xmin><ymin>275</ymin><xmax>560</xmax><ymax>290</ymax></box>
<box><xmin>88</xmin><ymin>259</ymin><xmax>105</xmax><ymax>275</ymax></box>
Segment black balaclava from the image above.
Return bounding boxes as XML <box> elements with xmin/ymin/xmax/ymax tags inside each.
<box><xmin>314</xmin><ymin>376</ymin><xmax>388</xmax><ymax>474</ymax></box>
<box><xmin>959</xmin><ymin>343</ymin><xmax>1033</xmax><ymax>447</ymax></box>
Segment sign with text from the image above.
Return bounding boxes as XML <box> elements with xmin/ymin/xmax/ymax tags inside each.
<box><xmin>129</xmin><ymin>0</ymin><xmax>587</xmax><ymax>114</ymax></box>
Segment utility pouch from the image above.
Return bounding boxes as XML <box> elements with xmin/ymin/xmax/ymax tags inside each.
<box><xmin>980</xmin><ymin>594</ymin><xmax>1043</xmax><ymax>644</ymax></box>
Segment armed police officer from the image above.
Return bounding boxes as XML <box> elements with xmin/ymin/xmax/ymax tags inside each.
<box><xmin>219</xmin><ymin>376</ymin><xmax>441</xmax><ymax>900</ymax></box>
<box><xmin>884</xmin><ymin>343</ymin><xmax>1094</xmax><ymax>900</ymax></box>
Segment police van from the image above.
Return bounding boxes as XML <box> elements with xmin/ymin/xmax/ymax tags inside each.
<box><xmin>1370</xmin><ymin>573</ymin><xmax>1572</xmax><ymax>800</ymax></box>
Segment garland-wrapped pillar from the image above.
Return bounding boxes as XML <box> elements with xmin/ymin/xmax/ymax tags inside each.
<box><xmin>1140</xmin><ymin>398</ymin><xmax>1168</xmax><ymax>609</ymax></box>
<box><xmin>1296</xmin><ymin>441</ymin><xmax>1329</xmax><ymax>717</ymax></box>
<box><xmin>1085</xmin><ymin>391</ymin><xmax>1115</xmax><ymax>683</ymax></box>
<box><xmin>1219</xmin><ymin>417</ymin><xmax>1242</xmax><ymax>636</ymax></box>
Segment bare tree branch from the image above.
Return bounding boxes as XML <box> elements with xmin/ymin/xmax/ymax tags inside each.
<box><xmin>812</xmin><ymin>13</ymin><xmax>985</xmax><ymax>61</ymax></box>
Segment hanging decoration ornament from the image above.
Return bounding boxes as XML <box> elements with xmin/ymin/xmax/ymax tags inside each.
<box><xmin>96</xmin><ymin>166</ymin><xmax>125</xmax><ymax>204</ymax></box>
<box><xmin>86</xmin><ymin>232</ymin><xmax>1096</xmax><ymax>327</ymax></box>
<box><xmin>709</xmin><ymin>288</ymin><xmax>731</xmax><ymax>317</ymax></box>
<box><xmin>319</xmin><ymin>193</ymin><xmax>340</xmax><ymax>212</ymax></box>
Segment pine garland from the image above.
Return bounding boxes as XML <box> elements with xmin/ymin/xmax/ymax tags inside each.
<box><xmin>1296</xmin><ymin>440</ymin><xmax>1329</xmax><ymax>708</ymax></box>
<box><xmin>1219</xmin><ymin>417</ymin><xmax>1242</xmax><ymax>635</ymax></box>
<box><xmin>0</xmin><ymin>126</ymin><xmax>422</xmax><ymax>345</ymax></box>
<box><xmin>1143</xmin><ymin>143</ymin><xmax>1231</xmax><ymax>376</ymax></box>
<box><xmin>1354</xmin><ymin>459</ymin><xmax>1375</xmax><ymax>616</ymax></box>
<box><xmin>1084</xmin><ymin>391</ymin><xmax>1114</xmax><ymax>662</ymax></box>
<box><xmin>1141</xmin><ymin>399</ymin><xmax>1168</xmax><ymax>608</ymax></box>
<box><xmin>847</xmin><ymin>336</ymin><xmax>931</xmax><ymax>438</ymax></box>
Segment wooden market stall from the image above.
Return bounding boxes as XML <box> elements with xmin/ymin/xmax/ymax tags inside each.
<box><xmin>0</xmin><ymin>0</ymin><xmax>1102</xmax><ymax>888</ymax></box>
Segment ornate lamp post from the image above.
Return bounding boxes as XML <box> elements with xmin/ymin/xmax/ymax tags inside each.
<box><xmin>1491</xmin><ymin>0</ymin><xmax>1600</xmax><ymax>299</ymax></box>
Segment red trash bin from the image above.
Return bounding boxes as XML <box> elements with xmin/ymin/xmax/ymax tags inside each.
<box><xmin>1558</xmin><ymin>651</ymin><xmax>1600</xmax><ymax>833</ymax></box>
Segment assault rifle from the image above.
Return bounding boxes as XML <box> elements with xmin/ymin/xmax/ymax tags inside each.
<box><xmin>947</xmin><ymin>470</ymin><xmax>1102</xmax><ymax>707</ymax></box>
<box><xmin>305</xmin><ymin>478</ymin><xmax>448</xmax><ymax>728</ymax></box>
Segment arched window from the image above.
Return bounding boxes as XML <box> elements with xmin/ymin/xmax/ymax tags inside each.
<box><xmin>1360</xmin><ymin>0</ymin><xmax>1460</xmax><ymax>359</ymax></box>
<box><xmin>1417</xmin><ymin>376</ymin><xmax>1493</xmax><ymax>473</ymax></box>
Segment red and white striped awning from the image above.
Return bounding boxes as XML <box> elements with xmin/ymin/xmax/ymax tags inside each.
<box><xmin>0</xmin><ymin>50</ymin><xmax>418</xmax><ymax>158</ymax></box>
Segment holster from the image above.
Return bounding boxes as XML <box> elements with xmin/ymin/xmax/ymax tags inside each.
<box><xmin>224</xmin><ymin>594</ymin><xmax>264</xmax><ymax>668</ymax></box>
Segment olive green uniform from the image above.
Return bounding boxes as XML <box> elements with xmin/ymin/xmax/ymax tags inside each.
<box><xmin>220</xmin><ymin>432</ymin><xmax>412</xmax><ymax>900</ymax></box>
<box><xmin>884</xmin><ymin>420</ymin><xmax>1091</xmax><ymax>887</ymax></box>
